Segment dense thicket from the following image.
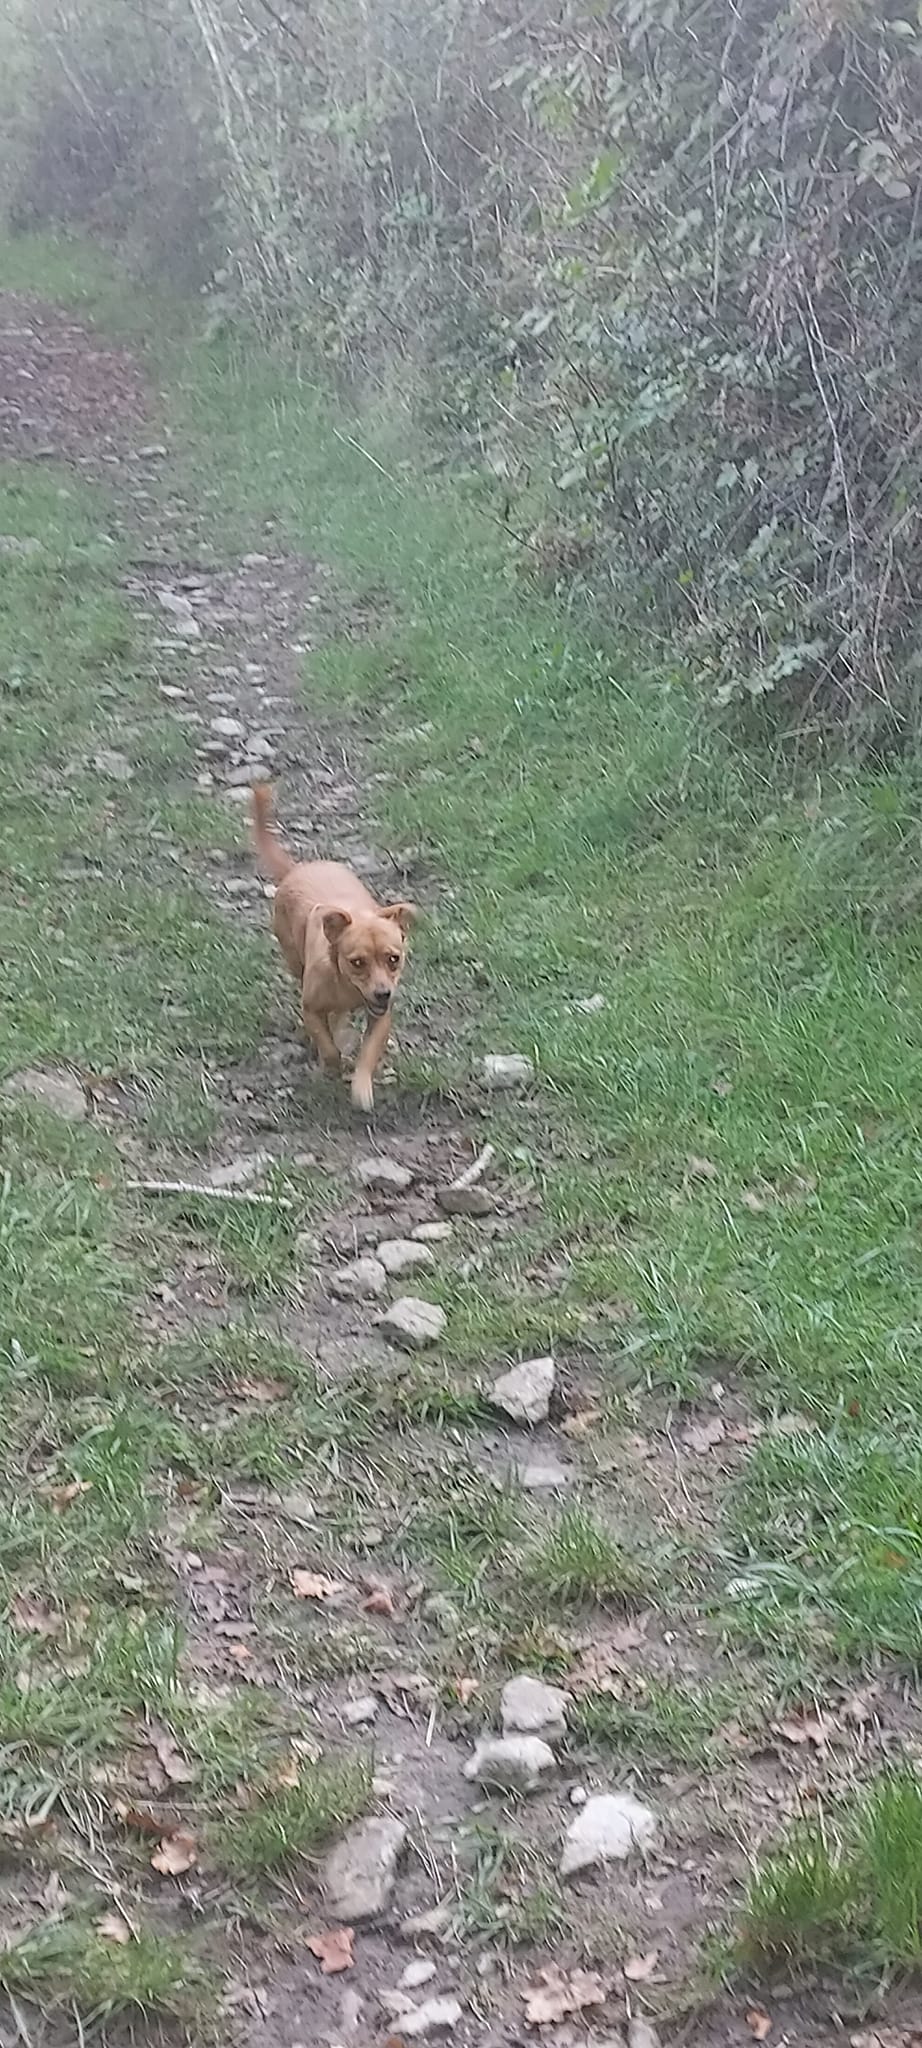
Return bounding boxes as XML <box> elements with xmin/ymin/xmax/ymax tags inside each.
<box><xmin>3</xmin><ymin>0</ymin><xmax>922</xmax><ymax>742</ymax></box>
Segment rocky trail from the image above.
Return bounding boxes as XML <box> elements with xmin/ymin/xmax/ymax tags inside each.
<box><xmin>0</xmin><ymin>294</ymin><xmax>915</xmax><ymax>2048</ymax></box>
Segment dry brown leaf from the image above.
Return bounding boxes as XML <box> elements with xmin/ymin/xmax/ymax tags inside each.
<box><xmin>362</xmin><ymin>1585</ymin><xmax>396</xmax><ymax>1617</ymax></box>
<box><xmin>148</xmin><ymin>1721</ymin><xmax>198</xmax><ymax>1786</ymax></box>
<box><xmin>746</xmin><ymin>2011</ymin><xmax>772</xmax><ymax>2041</ymax></box>
<box><xmin>682</xmin><ymin>1415</ymin><xmax>726</xmax><ymax>1454</ymax></box>
<box><xmin>11</xmin><ymin>1593</ymin><xmax>60</xmax><ymax>1636</ymax></box>
<box><xmin>453</xmin><ymin>1676</ymin><xmax>480</xmax><ymax>1705</ymax></box>
<box><xmin>290</xmin><ymin>1569</ymin><xmax>349</xmax><ymax>1602</ymax></box>
<box><xmin>560</xmin><ymin>1407</ymin><xmax>602</xmax><ymax>1439</ymax></box>
<box><xmin>274</xmin><ymin>1752</ymin><xmax>301</xmax><ymax>1789</ymax></box>
<box><xmin>151</xmin><ymin>1830</ymin><xmax>198</xmax><ymax>1876</ymax></box>
<box><xmin>42</xmin><ymin>1479</ymin><xmax>92</xmax><ymax>1512</ymax></box>
<box><xmin>97</xmin><ymin>1909</ymin><xmax>132</xmax><ymax>1946</ymax></box>
<box><xmin>233</xmin><ymin>1376</ymin><xmax>286</xmax><ymax>1403</ymax></box>
<box><xmin>112</xmin><ymin>1800</ymin><xmax>167</xmax><ymax>1836</ymax></box>
<box><xmin>522</xmin><ymin>1964</ymin><xmax>606</xmax><ymax>2027</ymax></box>
<box><xmin>307</xmin><ymin>1926</ymin><xmax>355</xmax><ymax>1975</ymax></box>
<box><xmin>227</xmin><ymin>1641</ymin><xmax>252</xmax><ymax>1664</ymax></box>
<box><xmin>623</xmin><ymin>1950</ymin><xmax>658</xmax><ymax>1982</ymax></box>
<box><xmin>776</xmin><ymin>1710</ymin><xmax>833</xmax><ymax>1748</ymax></box>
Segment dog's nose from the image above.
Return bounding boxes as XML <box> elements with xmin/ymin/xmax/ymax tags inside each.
<box><xmin>370</xmin><ymin>990</ymin><xmax>391</xmax><ymax>1014</ymax></box>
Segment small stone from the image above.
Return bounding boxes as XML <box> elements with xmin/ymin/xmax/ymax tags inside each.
<box><xmin>330</xmin><ymin>1257</ymin><xmax>387</xmax><ymax>1301</ymax></box>
<box><xmin>4</xmin><ymin>1066</ymin><xmax>86</xmax><ymax>1121</ymax></box>
<box><xmin>93</xmin><ymin>748</ymin><xmax>134</xmax><ymax>782</ymax></box>
<box><xmin>413</xmin><ymin>1221</ymin><xmax>453</xmax><ymax>1244</ymax></box>
<box><xmin>377</xmin><ymin>1238</ymin><xmax>435</xmax><ymax>1278</ymax></box>
<box><xmin>560</xmin><ymin>1792</ymin><xmax>656</xmax><ymax>1877</ymax></box>
<box><xmin>225</xmin><ymin>786</ymin><xmax>253</xmax><ymax>805</ymax></box>
<box><xmin>436</xmin><ymin>1185</ymin><xmax>497</xmax><ymax>1218</ymax></box>
<box><xmin>501</xmin><ymin>1674</ymin><xmax>569</xmax><ymax>1744</ymax></box>
<box><xmin>242</xmin><ymin>551</ymin><xmax>270</xmax><ymax>567</ymax></box>
<box><xmin>156</xmin><ymin>588</ymin><xmax>200</xmax><ymax>637</ymax></box>
<box><xmin>400</xmin><ymin>1959</ymin><xmax>437</xmax><ymax>1991</ymax></box>
<box><xmin>322</xmin><ymin>1816</ymin><xmax>406</xmax><ymax>1922</ymax></box>
<box><xmin>295</xmin><ymin>1231</ymin><xmax>321</xmax><ymax>1264</ymax></box>
<box><xmin>423</xmin><ymin>1593</ymin><xmax>462</xmax><ymax>1632</ymax></box>
<box><xmin>379</xmin><ymin>1298</ymin><xmax>446</xmax><ymax>1351</ymax></box>
<box><xmin>573</xmin><ymin>992</ymin><xmax>606</xmax><ymax>1014</ymax></box>
<box><xmin>159</xmin><ymin>684</ymin><xmax>187</xmax><ymax>700</ymax></box>
<box><xmin>223</xmin><ymin>876</ymin><xmax>258</xmax><ymax>897</ymax></box>
<box><xmin>464</xmin><ymin>1735</ymin><xmax>556</xmax><ymax>1793</ymax></box>
<box><xmin>245</xmin><ymin>732</ymin><xmax>274</xmax><ymax>760</ymax></box>
<box><xmin>482</xmin><ymin>1053</ymin><xmax>534</xmax><ymax>1090</ymax></box>
<box><xmin>569</xmin><ymin>1785</ymin><xmax>588</xmax><ymax>1807</ymax></box>
<box><xmin>355</xmin><ymin>1155</ymin><xmax>414</xmax><ymax>1195</ymax></box>
<box><xmin>342</xmin><ymin>1694</ymin><xmax>378</xmax><ymax>1726</ymax></box>
<box><xmin>210</xmin><ymin>715</ymin><xmax>245</xmax><ymax>739</ymax></box>
<box><xmin>398</xmin><ymin>1997</ymin><xmax>463</xmax><ymax>2037</ymax></box>
<box><xmin>628</xmin><ymin>2026</ymin><xmax>660</xmax><ymax>2048</ymax></box>
<box><xmin>400</xmin><ymin>1903</ymin><xmax>452</xmax><ymax>1940</ymax></box>
<box><xmin>0</xmin><ymin>534</ymin><xmax>43</xmax><ymax>557</ymax></box>
<box><xmin>136</xmin><ymin>443</ymin><xmax>167</xmax><ymax>458</ymax></box>
<box><xmin>489</xmin><ymin>1356</ymin><xmax>555</xmax><ymax>1426</ymax></box>
<box><xmin>518</xmin><ymin>1455</ymin><xmax>571</xmax><ymax>1492</ymax></box>
<box><xmin>227</xmin><ymin>761</ymin><xmax>271</xmax><ymax>786</ymax></box>
<box><xmin>208</xmin><ymin>1151</ymin><xmax>272</xmax><ymax>1189</ymax></box>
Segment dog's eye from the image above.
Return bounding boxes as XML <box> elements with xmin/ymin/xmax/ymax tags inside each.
<box><xmin>386</xmin><ymin>953</ymin><xmax>400</xmax><ymax>970</ymax></box>
<box><xmin>350</xmin><ymin>956</ymin><xmax>366</xmax><ymax>971</ymax></box>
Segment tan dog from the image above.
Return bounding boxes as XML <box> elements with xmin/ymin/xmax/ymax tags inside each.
<box><xmin>251</xmin><ymin>784</ymin><xmax>416</xmax><ymax>1113</ymax></box>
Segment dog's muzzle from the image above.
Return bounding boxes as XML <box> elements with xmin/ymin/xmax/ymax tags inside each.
<box><xmin>369</xmin><ymin>992</ymin><xmax>391</xmax><ymax>1016</ymax></box>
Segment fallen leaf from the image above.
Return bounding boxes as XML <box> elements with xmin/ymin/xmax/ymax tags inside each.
<box><xmin>290</xmin><ymin>1569</ymin><xmax>349</xmax><ymax>1601</ymax></box>
<box><xmin>307</xmin><ymin>1926</ymin><xmax>355</xmax><ymax>1974</ymax></box>
<box><xmin>746</xmin><ymin>2011</ymin><xmax>772</xmax><ymax>2041</ymax></box>
<box><xmin>522</xmin><ymin>1964</ymin><xmax>606</xmax><ymax>2027</ymax></box>
<box><xmin>233</xmin><ymin>1377</ymin><xmax>286</xmax><ymax>1403</ymax></box>
<box><xmin>148</xmin><ymin>1721</ymin><xmax>198</xmax><ymax>1785</ymax></box>
<box><xmin>42</xmin><ymin>1479</ymin><xmax>92</xmax><ymax>1512</ymax></box>
<box><xmin>274</xmin><ymin>1752</ymin><xmax>301</xmax><ymax>1789</ymax></box>
<box><xmin>623</xmin><ymin>1950</ymin><xmax>658</xmax><ymax>1981</ymax></box>
<box><xmin>682</xmin><ymin>1415</ymin><xmax>726</xmax><ymax>1453</ymax></box>
<box><xmin>453</xmin><ymin>1676</ymin><xmax>480</xmax><ymax>1706</ymax></box>
<box><xmin>227</xmin><ymin>1642</ymin><xmax>252</xmax><ymax>1665</ymax></box>
<box><xmin>362</xmin><ymin>1585</ymin><xmax>396</xmax><ymax>1617</ymax></box>
<box><xmin>776</xmin><ymin>1710</ymin><xmax>833</xmax><ymax>1748</ymax></box>
<box><xmin>151</xmin><ymin>1830</ymin><xmax>198</xmax><ymax>1876</ymax></box>
<box><xmin>10</xmin><ymin>1593</ymin><xmax>60</xmax><ymax>1636</ymax></box>
<box><xmin>687</xmin><ymin>1155</ymin><xmax>718</xmax><ymax>1179</ymax></box>
<box><xmin>561</xmin><ymin>1407</ymin><xmax>602</xmax><ymax>1439</ymax></box>
<box><xmin>97</xmin><ymin>1909</ymin><xmax>132</xmax><ymax>1946</ymax></box>
<box><xmin>112</xmin><ymin>1801</ymin><xmax>165</xmax><ymax>1836</ymax></box>
<box><xmin>740</xmin><ymin>1187</ymin><xmax>769</xmax><ymax>1213</ymax></box>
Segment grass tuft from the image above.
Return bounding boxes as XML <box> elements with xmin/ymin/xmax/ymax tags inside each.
<box><xmin>739</xmin><ymin>1769</ymin><xmax>922</xmax><ymax>1978</ymax></box>
<box><xmin>525</xmin><ymin>1503</ymin><xmax>647</xmax><ymax>1607</ymax></box>
<box><xmin>213</xmin><ymin>1754</ymin><xmax>372</xmax><ymax>1878</ymax></box>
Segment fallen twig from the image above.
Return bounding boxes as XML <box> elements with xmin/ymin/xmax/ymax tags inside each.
<box><xmin>127</xmin><ymin>1178</ymin><xmax>293</xmax><ymax>1210</ymax></box>
<box><xmin>450</xmin><ymin>1142</ymin><xmax>495</xmax><ymax>1191</ymax></box>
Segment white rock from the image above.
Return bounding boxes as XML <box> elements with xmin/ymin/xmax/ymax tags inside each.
<box><xmin>156</xmin><ymin>588</ymin><xmax>200</xmax><ymax>636</ymax></box>
<box><xmin>210</xmin><ymin>715</ymin><xmax>245</xmax><ymax>739</ymax></box>
<box><xmin>208</xmin><ymin>1150</ymin><xmax>272</xmax><ymax>1189</ymax></box>
<box><xmin>400</xmin><ymin>1959</ymin><xmax>437</xmax><ymax>1991</ymax></box>
<box><xmin>377</xmin><ymin>1238</ymin><xmax>435</xmax><ymax>1278</ymax></box>
<box><xmin>628</xmin><ymin>2025</ymin><xmax>660</xmax><ymax>2048</ymax></box>
<box><xmin>93</xmin><ymin>748</ymin><xmax>134</xmax><ymax>781</ymax></box>
<box><xmin>322</xmin><ymin>1816</ymin><xmax>406</xmax><ymax>1922</ymax></box>
<box><xmin>463</xmin><ymin>1735</ymin><xmax>556</xmax><ymax>1793</ymax></box>
<box><xmin>501</xmin><ymin>1674</ymin><xmax>569</xmax><ymax>1744</ymax></box>
<box><xmin>4</xmin><ymin>1066</ymin><xmax>87</xmax><ymax>1122</ymax></box>
<box><xmin>574</xmin><ymin>992</ymin><xmax>606</xmax><ymax>1014</ymax></box>
<box><xmin>355</xmin><ymin>1155</ymin><xmax>414</xmax><ymax>1194</ymax></box>
<box><xmin>379</xmin><ymin>1298</ymin><xmax>446</xmax><ymax>1350</ymax></box>
<box><xmin>412</xmin><ymin>1221</ymin><xmax>453</xmax><ymax>1244</ymax></box>
<box><xmin>489</xmin><ymin>1356</ymin><xmax>555</xmax><ymax>1426</ymax></box>
<box><xmin>342</xmin><ymin>1694</ymin><xmax>378</xmax><ymax>1726</ymax></box>
<box><xmin>560</xmin><ymin>1792</ymin><xmax>656</xmax><ymax>1877</ymax></box>
<box><xmin>227</xmin><ymin>761</ymin><xmax>270</xmax><ymax>786</ymax></box>
<box><xmin>245</xmin><ymin>732</ymin><xmax>274</xmax><ymax>759</ymax></box>
<box><xmin>517</xmin><ymin>1455</ymin><xmax>571</xmax><ymax>1491</ymax></box>
<box><xmin>400</xmin><ymin>1903</ymin><xmax>452</xmax><ymax>1939</ymax></box>
<box><xmin>330</xmin><ymin>1257</ymin><xmax>387</xmax><ymax>1301</ymax></box>
<box><xmin>569</xmin><ymin>1785</ymin><xmax>588</xmax><ymax>1807</ymax></box>
<box><xmin>398</xmin><ymin>1997</ymin><xmax>463</xmax><ymax>2037</ymax></box>
<box><xmin>482</xmin><ymin>1053</ymin><xmax>534</xmax><ymax>1090</ymax></box>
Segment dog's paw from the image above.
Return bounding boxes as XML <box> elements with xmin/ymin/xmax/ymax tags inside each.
<box><xmin>322</xmin><ymin>1054</ymin><xmax>342</xmax><ymax>1078</ymax></box>
<box><xmin>351</xmin><ymin>1072</ymin><xmax>375</xmax><ymax>1114</ymax></box>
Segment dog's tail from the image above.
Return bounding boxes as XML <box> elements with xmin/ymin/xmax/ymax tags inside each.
<box><xmin>251</xmin><ymin>783</ymin><xmax>294</xmax><ymax>884</ymax></box>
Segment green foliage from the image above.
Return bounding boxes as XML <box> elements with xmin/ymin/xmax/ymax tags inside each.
<box><xmin>740</xmin><ymin>1770</ymin><xmax>922</xmax><ymax>1978</ymax></box>
<box><xmin>3</xmin><ymin>1</ymin><xmax>922</xmax><ymax>739</ymax></box>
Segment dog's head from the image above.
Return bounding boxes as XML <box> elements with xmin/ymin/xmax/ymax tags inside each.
<box><xmin>322</xmin><ymin>902</ymin><xmax>417</xmax><ymax>1015</ymax></box>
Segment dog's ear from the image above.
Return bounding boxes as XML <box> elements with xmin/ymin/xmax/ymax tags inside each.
<box><xmin>322</xmin><ymin>910</ymin><xmax>351</xmax><ymax>947</ymax></box>
<box><xmin>381</xmin><ymin>901</ymin><xmax>418</xmax><ymax>935</ymax></box>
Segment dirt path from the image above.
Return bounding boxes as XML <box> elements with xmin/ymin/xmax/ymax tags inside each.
<box><xmin>1</xmin><ymin>295</ymin><xmax>915</xmax><ymax>2048</ymax></box>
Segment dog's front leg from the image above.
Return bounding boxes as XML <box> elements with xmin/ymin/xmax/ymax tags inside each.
<box><xmin>351</xmin><ymin>1011</ymin><xmax>392</xmax><ymax>1113</ymax></box>
<box><xmin>303</xmin><ymin>1005</ymin><xmax>342</xmax><ymax>1075</ymax></box>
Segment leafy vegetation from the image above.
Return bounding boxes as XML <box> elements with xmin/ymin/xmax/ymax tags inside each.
<box><xmin>741</xmin><ymin>1771</ymin><xmax>922</xmax><ymax>1979</ymax></box>
<box><xmin>3</xmin><ymin>0</ymin><xmax>922</xmax><ymax>736</ymax></box>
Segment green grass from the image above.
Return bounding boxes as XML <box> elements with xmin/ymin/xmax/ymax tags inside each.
<box><xmin>0</xmin><ymin>1922</ymin><xmax>212</xmax><ymax>2027</ymax></box>
<box><xmin>4</xmin><ymin>226</ymin><xmax>922</xmax><ymax>2008</ymax></box>
<box><xmin>740</xmin><ymin>1770</ymin><xmax>922</xmax><ymax>1979</ymax></box>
